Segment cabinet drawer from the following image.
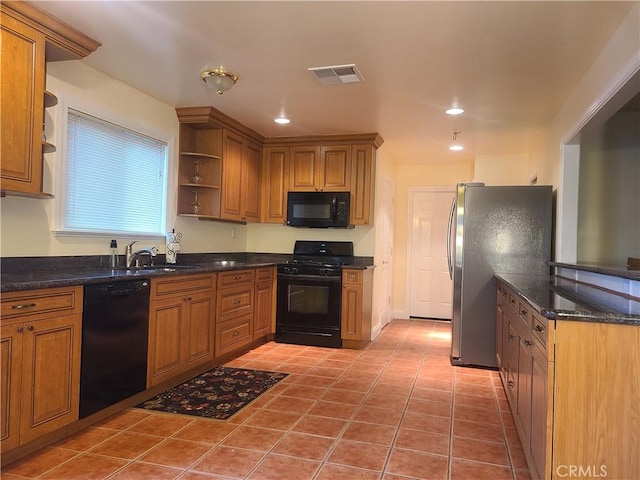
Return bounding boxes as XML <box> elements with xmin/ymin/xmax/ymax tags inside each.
<box><xmin>217</xmin><ymin>284</ymin><xmax>253</xmax><ymax>321</ymax></box>
<box><xmin>152</xmin><ymin>274</ymin><xmax>215</xmax><ymax>298</ymax></box>
<box><xmin>217</xmin><ymin>269</ymin><xmax>255</xmax><ymax>288</ymax></box>
<box><xmin>216</xmin><ymin>314</ymin><xmax>252</xmax><ymax>357</ymax></box>
<box><xmin>531</xmin><ymin>312</ymin><xmax>548</xmax><ymax>350</ymax></box>
<box><xmin>343</xmin><ymin>269</ymin><xmax>363</xmax><ymax>285</ymax></box>
<box><xmin>517</xmin><ymin>300</ymin><xmax>530</xmax><ymax>325</ymax></box>
<box><xmin>1</xmin><ymin>286</ymin><xmax>82</xmax><ymax>321</ymax></box>
<box><xmin>507</xmin><ymin>291</ymin><xmax>518</xmax><ymax>312</ymax></box>
<box><xmin>255</xmin><ymin>267</ymin><xmax>274</xmax><ymax>283</ymax></box>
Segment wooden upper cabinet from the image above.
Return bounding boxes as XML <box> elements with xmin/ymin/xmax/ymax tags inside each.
<box><xmin>221</xmin><ymin>130</ymin><xmax>261</xmax><ymax>223</ymax></box>
<box><xmin>0</xmin><ymin>2</ymin><xmax>100</xmax><ymax>198</ymax></box>
<box><xmin>0</xmin><ymin>13</ymin><xmax>46</xmax><ymax>196</ymax></box>
<box><xmin>319</xmin><ymin>145</ymin><xmax>351</xmax><ymax>191</ymax></box>
<box><xmin>261</xmin><ymin>146</ymin><xmax>289</xmax><ymax>223</ymax></box>
<box><xmin>221</xmin><ymin>130</ymin><xmax>244</xmax><ymax>221</ymax></box>
<box><xmin>289</xmin><ymin>145</ymin><xmax>320</xmax><ymax>191</ymax></box>
<box><xmin>350</xmin><ymin>144</ymin><xmax>375</xmax><ymax>225</ymax></box>
<box><xmin>242</xmin><ymin>141</ymin><xmax>261</xmax><ymax>222</ymax></box>
<box><xmin>288</xmin><ymin>145</ymin><xmax>351</xmax><ymax>192</ymax></box>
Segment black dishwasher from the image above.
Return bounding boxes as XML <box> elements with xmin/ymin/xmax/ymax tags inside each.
<box><xmin>80</xmin><ymin>279</ymin><xmax>150</xmax><ymax>418</ymax></box>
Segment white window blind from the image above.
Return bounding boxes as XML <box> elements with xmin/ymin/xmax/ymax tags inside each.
<box><xmin>64</xmin><ymin>109</ymin><xmax>167</xmax><ymax>235</ymax></box>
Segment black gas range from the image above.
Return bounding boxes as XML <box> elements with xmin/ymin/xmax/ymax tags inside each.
<box><xmin>275</xmin><ymin>241</ymin><xmax>354</xmax><ymax>348</ymax></box>
<box><xmin>277</xmin><ymin>241</ymin><xmax>354</xmax><ymax>277</ymax></box>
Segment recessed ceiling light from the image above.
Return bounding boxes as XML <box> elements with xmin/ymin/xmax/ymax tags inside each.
<box><xmin>274</xmin><ymin>117</ymin><xmax>290</xmax><ymax>125</ymax></box>
<box><xmin>446</xmin><ymin>107</ymin><xmax>464</xmax><ymax>115</ymax></box>
<box><xmin>449</xmin><ymin>145</ymin><xmax>464</xmax><ymax>151</ymax></box>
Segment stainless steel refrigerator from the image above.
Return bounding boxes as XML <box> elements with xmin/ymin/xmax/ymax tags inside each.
<box><xmin>447</xmin><ymin>183</ymin><xmax>552</xmax><ymax>368</ymax></box>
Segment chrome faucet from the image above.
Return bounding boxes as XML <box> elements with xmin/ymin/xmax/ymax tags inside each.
<box><xmin>125</xmin><ymin>241</ymin><xmax>158</xmax><ymax>268</ymax></box>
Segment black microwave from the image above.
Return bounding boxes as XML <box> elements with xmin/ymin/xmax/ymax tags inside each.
<box><xmin>286</xmin><ymin>191</ymin><xmax>351</xmax><ymax>228</ymax></box>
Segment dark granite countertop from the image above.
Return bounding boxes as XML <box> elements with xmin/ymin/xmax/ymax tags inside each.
<box><xmin>496</xmin><ymin>273</ymin><xmax>640</xmax><ymax>326</ymax></box>
<box><xmin>550</xmin><ymin>262</ymin><xmax>640</xmax><ymax>280</ymax></box>
<box><xmin>0</xmin><ymin>253</ymin><xmax>375</xmax><ymax>293</ymax></box>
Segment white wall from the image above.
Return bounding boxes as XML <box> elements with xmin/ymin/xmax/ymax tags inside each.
<box><xmin>539</xmin><ymin>3</ymin><xmax>640</xmax><ymax>261</ymax></box>
<box><xmin>473</xmin><ymin>154</ymin><xmax>535</xmax><ymax>185</ymax></box>
<box><xmin>0</xmin><ymin>61</ymin><xmax>246</xmax><ymax>258</ymax></box>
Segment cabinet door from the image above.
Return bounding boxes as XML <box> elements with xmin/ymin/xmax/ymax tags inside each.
<box><xmin>516</xmin><ymin>334</ymin><xmax>533</xmax><ymax>443</ymax></box>
<box><xmin>1</xmin><ymin>324</ymin><xmax>23</xmax><ymax>451</ymax></box>
<box><xmin>0</xmin><ymin>13</ymin><xmax>46</xmax><ymax>194</ymax></box>
<box><xmin>221</xmin><ymin>131</ymin><xmax>244</xmax><ymax>221</ymax></box>
<box><xmin>341</xmin><ymin>282</ymin><xmax>362</xmax><ymax>340</ymax></box>
<box><xmin>254</xmin><ymin>268</ymin><xmax>274</xmax><ymax>339</ymax></box>
<box><xmin>496</xmin><ymin>286</ymin><xmax>506</xmax><ymax>370</ymax></box>
<box><xmin>20</xmin><ymin>314</ymin><xmax>81</xmax><ymax>444</ymax></box>
<box><xmin>183</xmin><ymin>291</ymin><xmax>216</xmax><ymax>370</ymax></box>
<box><xmin>261</xmin><ymin>146</ymin><xmax>289</xmax><ymax>223</ymax></box>
<box><xmin>504</xmin><ymin>318</ymin><xmax>518</xmax><ymax>404</ymax></box>
<box><xmin>319</xmin><ymin>145</ymin><xmax>350</xmax><ymax>191</ymax></box>
<box><xmin>350</xmin><ymin>144</ymin><xmax>374</xmax><ymax>225</ymax></box>
<box><xmin>148</xmin><ymin>297</ymin><xmax>185</xmax><ymax>386</ymax></box>
<box><xmin>289</xmin><ymin>146</ymin><xmax>320</xmax><ymax>191</ymax></box>
<box><xmin>530</xmin><ymin>344</ymin><xmax>549</xmax><ymax>479</ymax></box>
<box><xmin>242</xmin><ymin>141</ymin><xmax>261</xmax><ymax>222</ymax></box>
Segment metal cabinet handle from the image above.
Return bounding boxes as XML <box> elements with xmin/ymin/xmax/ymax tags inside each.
<box><xmin>534</xmin><ymin>325</ymin><xmax>544</xmax><ymax>333</ymax></box>
<box><xmin>17</xmin><ymin>326</ymin><xmax>24</xmax><ymax>333</ymax></box>
<box><xmin>508</xmin><ymin>380</ymin><xmax>515</xmax><ymax>388</ymax></box>
<box><xmin>183</xmin><ymin>296</ymin><xmax>192</xmax><ymax>302</ymax></box>
<box><xmin>233</xmin><ymin>299</ymin><xmax>241</xmax><ymax>305</ymax></box>
<box><xmin>524</xmin><ymin>339</ymin><xmax>533</xmax><ymax>347</ymax></box>
<box><xmin>11</xmin><ymin>303</ymin><xmax>37</xmax><ymax>310</ymax></box>
<box><xmin>232</xmin><ymin>330</ymin><xmax>240</xmax><ymax>336</ymax></box>
<box><xmin>509</xmin><ymin>334</ymin><xmax>515</xmax><ymax>340</ymax></box>
<box><xmin>27</xmin><ymin>325</ymin><xmax>35</xmax><ymax>332</ymax></box>
<box><xmin>520</xmin><ymin>309</ymin><xmax>528</xmax><ymax>316</ymax></box>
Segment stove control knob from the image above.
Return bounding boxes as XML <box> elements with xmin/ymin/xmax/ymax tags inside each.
<box><xmin>283</xmin><ymin>266</ymin><xmax>291</xmax><ymax>274</ymax></box>
<box><xmin>292</xmin><ymin>267</ymin><xmax>299</xmax><ymax>275</ymax></box>
<box><xmin>320</xmin><ymin>268</ymin><xmax>334</xmax><ymax>276</ymax></box>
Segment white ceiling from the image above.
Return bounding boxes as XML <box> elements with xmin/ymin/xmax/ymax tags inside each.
<box><xmin>34</xmin><ymin>1</ymin><xmax>634</xmax><ymax>165</ymax></box>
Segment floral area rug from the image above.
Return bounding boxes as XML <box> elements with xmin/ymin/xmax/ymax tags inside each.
<box><xmin>136</xmin><ymin>366</ymin><xmax>288</xmax><ymax>420</ymax></box>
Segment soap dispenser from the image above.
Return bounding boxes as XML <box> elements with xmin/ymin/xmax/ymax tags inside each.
<box><xmin>109</xmin><ymin>239</ymin><xmax>119</xmax><ymax>268</ymax></box>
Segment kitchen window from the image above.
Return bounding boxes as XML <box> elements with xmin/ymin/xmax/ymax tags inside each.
<box><xmin>58</xmin><ymin>108</ymin><xmax>168</xmax><ymax>237</ymax></box>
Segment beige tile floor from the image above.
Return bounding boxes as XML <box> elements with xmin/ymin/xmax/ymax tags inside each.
<box><xmin>2</xmin><ymin>319</ymin><xmax>532</xmax><ymax>480</ymax></box>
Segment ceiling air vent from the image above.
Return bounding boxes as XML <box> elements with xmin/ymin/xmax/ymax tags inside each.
<box><xmin>308</xmin><ymin>64</ymin><xmax>365</xmax><ymax>85</ymax></box>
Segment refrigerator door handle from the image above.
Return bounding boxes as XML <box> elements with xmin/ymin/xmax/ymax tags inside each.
<box><xmin>447</xmin><ymin>196</ymin><xmax>455</xmax><ymax>279</ymax></box>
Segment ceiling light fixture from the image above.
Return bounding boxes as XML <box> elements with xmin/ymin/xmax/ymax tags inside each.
<box><xmin>200</xmin><ymin>68</ymin><xmax>238</xmax><ymax>95</ymax></box>
<box><xmin>449</xmin><ymin>130</ymin><xmax>463</xmax><ymax>151</ymax></box>
<box><xmin>446</xmin><ymin>107</ymin><xmax>464</xmax><ymax>115</ymax></box>
<box><xmin>274</xmin><ymin>117</ymin><xmax>290</xmax><ymax>125</ymax></box>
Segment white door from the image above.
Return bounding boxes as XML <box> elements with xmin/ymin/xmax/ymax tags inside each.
<box><xmin>407</xmin><ymin>188</ymin><xmax>454</xmax><ymax>319</ymax></box>
<box><xmin>379</xmin><ymin>177</ymin><xmax>394</xmax><ymax>327</ymax></box>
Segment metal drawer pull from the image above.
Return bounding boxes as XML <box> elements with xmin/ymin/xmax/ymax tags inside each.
<box><xmin>27</xmin><ymin>325</ymin><xmax>34</xmax><ymax>331</ymax></box>
<box><xmin>183</xmin><ymin>296</ymin><xmax>192</xmax><ymax>302</ymax></box>
<box><xmin>534</xmin><ymin>325</ymin><xmax>544</xmax><ymax>333</ymax></box>
<box><xmin>235</xmin><ymin>276</ymin><xmax>242</xmax><ymax>280</ymax></box>
<box><xmin>11</xmin><ymin>303</ymin><xmax>37</xmax><ymax>310</ymax></box>
<box><xmin>17</xmin><ymin>326</ymin><xmax>24</xmax><ymax>333</ymax></box>
<box><xmin>524</xmin><ymin>339</ymin><xmax>533</xmax><ymax>347</ymax></box>
<box><xmin>520</xmin><ymin>309</ymin><xmax>528</xmax><ymax>316</ymax></box>
<box><xmin>233</xmin><ymin>299</ymin><xmax>241</xmax><ymax>304</ymax></box>
<box><xmin>508</xmin><ymin>380</ymin><xmax>515</xmax><ymax>387</ymax></box>
<box><xmin>232</xmin><ymin>330</ymin><xmax>240</xmax><ymax>336</ymax></box>
<box><xmin>509</xmin><ymin>334</ymin><xmax>515</xmax><ymax>340</ymax></box>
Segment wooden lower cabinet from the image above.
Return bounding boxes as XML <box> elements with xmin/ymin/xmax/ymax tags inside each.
<box><xmin>0</xmin><ymin>286</ymin><xmax>82</xmax><ymax>452</ymax></box>
<box><xmin>147</xmin><ymin>274</ymin><xmax>216</xmax><ymax>386</ymax></box>
<box><xmin>497</xmin><ymin>280</ymin><xmax>639</xmax><ymax>480</ymax></box>
<box><xmin>254</xmin><ymin>267</ymin><xmax>275</xmax><ymax>339</ymax></box>
<box><xmin>341</xmin><ymin>268</ymin><xmax>372</xmax><ymax>349</ymax></box>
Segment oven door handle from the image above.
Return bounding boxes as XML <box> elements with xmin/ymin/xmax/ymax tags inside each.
<box><xmin>277</xmin><ymin>273</ymin><xmax>342</xmax><ymax>283</ymax></box>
